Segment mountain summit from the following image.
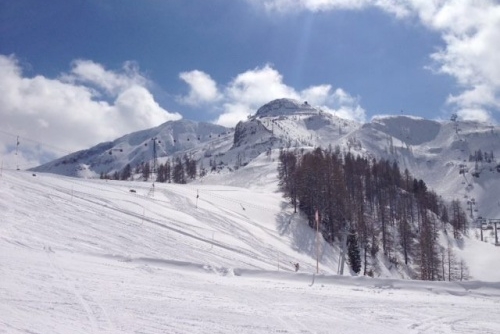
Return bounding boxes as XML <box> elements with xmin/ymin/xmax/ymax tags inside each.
<box><xmin>254</xmin><ymin>98</ymin><xmax>318</xmax><ymax>118</ymax></box>
<box><xmin>31</xmin><ymin>98</ymin><xmax>500</xmax><ymax>225</ymax></box>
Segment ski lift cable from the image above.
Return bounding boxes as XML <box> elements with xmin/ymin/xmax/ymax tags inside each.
<box><xmin>0</xmin><ymin>128</ymin><xmax>94</xmax><ymax>170</ymax></box>
<box><xmin>0</xmin><ymin>128</ymin><xmax>74</xmax><ymax>156</ymax></box>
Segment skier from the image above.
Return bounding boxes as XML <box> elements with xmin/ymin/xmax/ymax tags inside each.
<box><xmin>294</xmin><ymin>262</ymin><xmax>299</xmax><ymax>272</ymax></box>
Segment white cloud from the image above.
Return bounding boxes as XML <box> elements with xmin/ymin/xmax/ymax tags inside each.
<box><xmin>247</xmin><ymin>0</ymin><xmax>500</xmax><ymax>121</ymax></box>
<box><xmin>0</xmin><ymin>55</ymin><xmax>181</xmax><ymax>168</ymax></box>
<box><xmin>193</xmin><ymin>64</ymin><xmax>365</xmax><ymax>127</ymax></box>
<box><xmin>299</xmin><ymin>85</ymin><xmax>366</xmax><ymax>120</ymax></box>
<box><xmin>456</xmin><ymin>108</ymin><xmax>493</xmax><ymax>123</ymax></box>
<box><xmin>300</xmin><ymin>85</ymin><xmax>333</xmax><ymax>105</ymax></box>
<box><xmin>114</xmin><ymin>85</ymin><xmax>179</xmax><ymax>129</ymax></box>
<box><xmin>178</xmin><ymin>70</ymin><xmax>221</xmax><ymax>106</ymax></box>
<box><xmin>249</xmin><ymin>0</ymin><xmax>410</xmax><ymax>17</ymax></box>
<box><xmin>0</xmin><ymin>54</ymin><xmax>364</xmax><ymax>167</ymax></box>
<box><xmin>0</xmin><ymin>137</ymin><xmax>42</xmax><ymax>172</ymax></box>
<box><xmin>427</xmin><ymin>2</ymin><xmax>500</xmax><ymax>117</ymax></box>
<box><xmin>225</xmin><ymin>65</ymin><xmax>299</xmax><ymax>105</ymax></box>
<box><xmin>62</xmin><ymin>59</ymin><xmax>147</xmax><ymax>96</ymax></box>
<box><xmin>214</xmin><ymin>103</ymin><xmax>254</xmax><ymax>127</ymax></box>
<box><xmin>447</xmin><ymin>85</ymin><xmax>499</xmax><ymax>110</ymax></box>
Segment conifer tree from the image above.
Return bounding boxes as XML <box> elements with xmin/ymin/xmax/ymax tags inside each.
<box><xmin>156</xmin><ymin>163</ymin><xmax>166</xmax><ymax>183</ymax></box>
<box><xmin>276</xmin><ymin>146</ymin><xmax>444</xmax><ymax>280</ymax></box>
<box><xmin>278</xmin><ymin>150</ymin><xmax>298</xmax><ymax>213</ymax></box>
<box><xmin>172</xmin><ymin>157</ymin><xmax>186</xmax><ymax>184</ymax></box>
<box><xmin>184</xmin><ymin>154</ymin><xmax>197</xmax><ymax>180</ymax></box>
<box><xmin>165</xmin><ymin>159</ymin><xmax>172</xmax><ymax>183</ymax></box>
<box><xmin>450</xmin><ymin>199</ymin><xmax>467</xmax><ymax>238</ymax></box>
<box><xmin>142</xmin><ymin>162</ymin><xmax>150</xmax><ymax>181</ymax></box>
<box><xmin>120</xmin><ymin>164</ymin><xmax>131</xmax><ymax>181</ymax></box>
<box><xmin>347</xmin><ymin>228</ymin><xmax>362</xmax><ymax>274</ymax></box>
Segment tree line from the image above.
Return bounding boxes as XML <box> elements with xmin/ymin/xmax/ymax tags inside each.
<box><xmin>100</xmin><ymin>153</ymin><xmax>203</xmax><ymax>184</ymax></box>
<box><xmin>469</xmin><ymin>149</ymin><xmax>495</xmax><ymax>163</ymax></box>
<box><xmin>278</xmin><ymin>147</ymin><xmax>469</xmax><ymax>281</ymax></box>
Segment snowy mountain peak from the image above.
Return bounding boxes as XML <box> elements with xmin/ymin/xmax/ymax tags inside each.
<box><xmin>254</xmin><ymin>98</ymin><xmax>318</xmax><ymax>118</ymax></box>
<box><xmin>31</xmin><ymin>119</ymin><xmax>232</xmax><ymax>178</ymax></box>
<box><xmin>29</xmin><ymin>99</ymin><xmax>500</xmax><ymax>226</ymax></box>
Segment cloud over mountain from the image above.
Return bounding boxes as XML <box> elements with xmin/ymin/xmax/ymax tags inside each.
<box><xmin>178</xmin><ymin>70</ymin><xmax>222</xmax><ymax>106</ymax></box>
<box><xmin>248</xmin><ymin>0</ymin><xmax>500</xmax><ymax>123</ymax></box>
<box><xmin>0</xmin><ymin>55</ymin><xmax>181</xmax><ymax>167</ymax></box>
<box><xmin>178</xmin><ymin>64</ymin><xmax>366</xmax><ymax>127</ymax></box>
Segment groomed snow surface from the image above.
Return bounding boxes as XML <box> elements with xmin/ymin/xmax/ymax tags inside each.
<box><xmin>2</xmin><ymin>163</ymin><xmax>500</xmax><ymax>333</ymax></box>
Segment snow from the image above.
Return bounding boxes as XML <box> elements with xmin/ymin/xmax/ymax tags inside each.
<box><xmin>27</xmin><ymin>100</ymin><xmax>500</xmax><ymax>228</ymax></box>
<box><xmin>2</xmin><ymin>165</ymin><xmax>500</xmax><ymax>333</ymax></box>
<box><xmin>352</xmin><ymin>117</ymin><xmax>500</xmax><ymax>226</ymax></box>
<box><xmin>5</xmin><ymin>100</ymin><xmax>500</xmax><ymax>332</ymax></box>
<box><xmin>31</xmin><ymin>119</ymin><xmax>233</xmax><ymax>178</ymax></box>
<box><xmin>255</xmin><ymin>98</ymin><xmax>317</xmax><ymax>118</ymax></box>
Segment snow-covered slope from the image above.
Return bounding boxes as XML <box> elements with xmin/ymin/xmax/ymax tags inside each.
<box><xmin>350</xmin><ymin>115</ymin><xmax>500</xmax><ymax>223</ymax></box>
<box><xmin>5</xmin><ymin>98</ymin><xmax>500</xmax><ymax>332</ymax></box>
<box><xmin>2</xmin><ymin>165</ymin><xmax>500</xmax><ymax>333</ymax></box>
<box><xmin>31</xmin><ymin>119</ymin><xmax>233</xmax><ymax>178</ymax></box>
<box><xmin>30</xmin><ymin>99</ymin><xmax>362</xmax><ymax>178</ymax></box>
<box><xmin>28</xmin><ymin>98</ymin><xmax>500</xmax><ymax>242</ymax></box>
<box><xmin>250</xmin><ymin>98</ymin><xmax>360</xmax><ymax>148</ymax></box>
<box><xmin>239</xmin><ymin>102</ymin><xmax>500</xmax><ymax>225</ymax></box>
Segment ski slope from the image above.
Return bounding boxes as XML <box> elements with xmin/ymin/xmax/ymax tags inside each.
<box><xmin>2</xmin><ymin>160</ymin><xmax>500</xmax><ymax>333</ymax></box>
<box><xmin>26</xmin><ymin>100</ymin><xmax>500</xmax><ymax>229</ymax></box>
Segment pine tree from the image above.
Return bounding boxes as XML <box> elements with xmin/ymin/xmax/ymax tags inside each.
<box><xmin>184</xmin><ymin>154</ymin><xmax>197</xmax><ymax>180</ymax></box>
<box><xmin>399</xmin><ymin>193</ymin><xmax>413</xmax><ymax>265</ymax></box>
<box><xmin>450</xmin><ymin>199</ymin><xmax>467</xmax><ymax>238</ymax></box>
<box><xmin>120</xmin><ymin>164</ymin><xmax>131</xmax><ymax>181</ymax></box>
<box><xmin>417</xmin><ymin>212</ymin><xmax>440</xmax><ymax>280</ymax></box>
<box><xmin>199</xmin><ymin>160</ymin><xmax>207</xmax><ymax>178</ymax></box>
<box><xmin>275</xmin><ymin>146</ymin><xmax>445</xmax><ymax>281</ymax></box>
<box><xmin>156</xmin><ymin>163</ymin><xmax>166</xmax><ymax>183</ymax></box>
<box><xmin>459</xmin><ymin>259</ymin><xmax>470</xmax><ymax>281</ymax></box>
<box><xmin>278</xmin><ymin>150</ymin><xmax>298</xmax><ymax>213</ymax></box>
<box><xmin>440</xmin><ymin>204</ymin><xmax>449</xmax><ymax>231</ymax></box>
<box><xmin>165</xmin><ymin>159</ymin><xmax>172</xmax><ymax>183</ymax></box>
<box><xmin>172</xmin><ymin>157</ymin><xmax>186</xmax><ymax>184</ymax></box>
<box><xmin>142</xmin><ymin>162</ymin><xmax>150</xmax><ymax>181</ymax></box>
<box><xmin>347</xmin><ymin>229</ymin><xmax>361</xmax><ymax>274</ymax></box>
<box><xmin>135</xmin><ymin>163</ymin><xmax>142</xmax><ymax>175</ymax></box>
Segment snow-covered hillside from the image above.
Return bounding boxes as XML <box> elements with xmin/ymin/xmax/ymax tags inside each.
<box><xmin>240</xmin><ymin>101</ymin><xmax>500</xmax><ymax>227</ymax></box>
<box><xmin>31</xmin><ymin>119</ymin><xmax>233</xmax><ymax>178</ymax></box>
<box><xmin>350</xmin><ymin>115</ymin><xmax>500</xmax><ymax>224</ymax></box>
<box><xmin>30</xmin><ymin>99</ymin><xmax>500</xmax><ymax>225</ymax></box>
<box><xmin>2</xmin><ymin>159</ymin><xmax>500</xmax><ymax>333</ymax></box>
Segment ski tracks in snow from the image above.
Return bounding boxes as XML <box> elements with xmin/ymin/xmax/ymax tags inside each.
<box><xmin>407</xmin><ymin>312</ymin><xmax>498</xmax><ymax>334</ymax></box>
<box><xmin>45</xmin><ymin>248</ymin><xmax>115</xmax><ymax>333</ymax></box>
<box><xmin>277</xmin><ymin>316</ymin><xmax>317</xmax><ymax>334</ymax></box>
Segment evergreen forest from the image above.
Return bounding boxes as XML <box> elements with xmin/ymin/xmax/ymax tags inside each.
<box><xmin>277</xmin><ymin>147</ymin><xmax>469</xmax><ymax>281</ymax></box>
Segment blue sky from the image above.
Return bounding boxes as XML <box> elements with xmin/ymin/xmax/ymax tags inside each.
<box><xmin>1</xmin><ymin>0</ymin><xmax>499</xmax><ymax>165</ymax></box>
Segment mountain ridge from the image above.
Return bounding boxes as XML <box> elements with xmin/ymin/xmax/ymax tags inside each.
<box><xmin>31</xmin><ymin>98</ymin><xmax>500</xmax><ymax>224</ymax></box>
